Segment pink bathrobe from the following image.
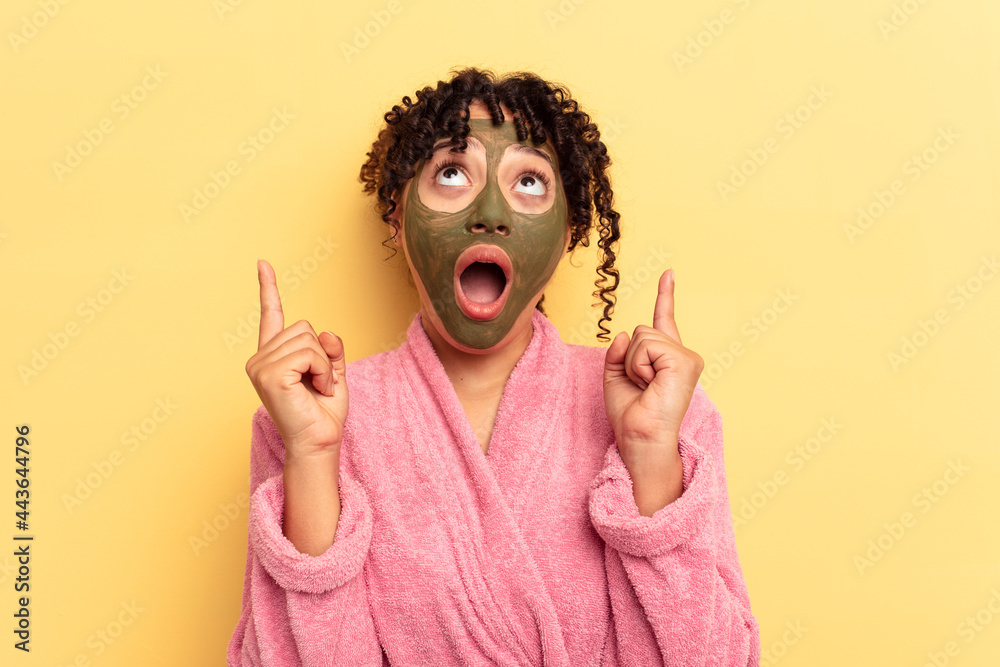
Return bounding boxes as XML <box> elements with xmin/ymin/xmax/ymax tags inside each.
<box><xmin>227</xmin><ymin>309</ymin><xmax>760</xmax><ymax>666</ymax></box>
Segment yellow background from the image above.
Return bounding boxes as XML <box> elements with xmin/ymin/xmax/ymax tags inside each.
<box><xmin>2</xmin><ymin>0</ymin><xmax>998</xmax><ymax>664</ymax></box>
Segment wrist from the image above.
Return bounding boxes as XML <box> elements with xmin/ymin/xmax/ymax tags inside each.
<box><xmin>619</xmin><ymin>430</ymin><xmax>680</xmax><ymax>468</ymax></box>
<box><xmin>284</xmin><ymin>446</ymin><xmax>341</xmax><ymax>470</ymax></box>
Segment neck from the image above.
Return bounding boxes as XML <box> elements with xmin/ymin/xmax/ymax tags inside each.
<box><xmin>420</xmin><ymin>308</ymin><xmax>536</xmax><ymax>399</ymax></box>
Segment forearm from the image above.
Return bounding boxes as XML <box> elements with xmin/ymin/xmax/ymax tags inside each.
<box><xmin>283</xmin><ymin>449</ymin><xmax>342</xmax><ymax>556</ymax></box>
<box><xmin>621</xmin><ymin>434</ymin><xmax>684</xmax><ymax>517</ymax></box>
<box><xmin>592</xmin><ymin>418</ymin><xmax>760</xmax><ymax>665</ymax></box>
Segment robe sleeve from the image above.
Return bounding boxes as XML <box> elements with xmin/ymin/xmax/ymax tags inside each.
<box><xmin>227</xmin><ymin>406</ymin><xmax>385</xmax><ymax>667</ymax></box>
<box><xmin>588</xmin><ymin>405</ymin><xmax>761</xmax><ymax>667</ymax></box>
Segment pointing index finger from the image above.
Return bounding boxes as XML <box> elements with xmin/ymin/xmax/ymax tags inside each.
<box><xmin>257</xmin><ymin>259</ymin><xmax>285</xmax><ymax>350</ymax></box>
<box><xmin>652</xmin><ymin>268</ymin><xmax>682</xmax><ymax>344</ymax></box>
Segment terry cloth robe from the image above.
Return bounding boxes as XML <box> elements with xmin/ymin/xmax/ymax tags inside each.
<box><xmin>227</xmin><ymin>309</ymin><xmax>760</xmax><ymax>666</ymax></box>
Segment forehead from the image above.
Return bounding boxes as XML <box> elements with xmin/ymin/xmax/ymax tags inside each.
<box><xmin>432</xmin><ymin>119</ymin><xmax>557</xmax><ymax>161</ymax></box>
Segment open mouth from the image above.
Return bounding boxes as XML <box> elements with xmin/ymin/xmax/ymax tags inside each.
<box><xmin>453</xmin><ymin>245</ymin><xmax>512</xmax><ymax>321</ymax></box>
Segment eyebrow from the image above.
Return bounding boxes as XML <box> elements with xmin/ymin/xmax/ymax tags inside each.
<box><xmin>432</xmin><ymin>136</ymin><xmax>484</xmax><ymax>153</ymax></box>
<box><xmin>430</xmin><ymin>137</ymin><xmax>553</xmax><ymax>167</ymax></box>
<box><xmin>509</xmin><ymin>144</ymin><xmax>553</xmax><ymax>167</ymax></box>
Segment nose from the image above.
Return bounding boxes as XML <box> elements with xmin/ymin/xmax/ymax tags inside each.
<box><xmin>466</xmin><ymin>180</ymin><xmax>510</xmax><ymax>236</ymax></box>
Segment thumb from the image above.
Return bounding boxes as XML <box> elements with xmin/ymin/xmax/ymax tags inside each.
<box><xmin>604</xmin><ymin>331</ymin><xmax>630</xmax><ymax>376</ymax></box>
<box><xmin>318</xmin><ymin>331</ymin><xmax>346</xmax><ymax>375</ymax></box>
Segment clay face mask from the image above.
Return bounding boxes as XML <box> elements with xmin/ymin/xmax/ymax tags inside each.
<box><xmin>403</xmin><ymin>118</ymin><xmax>568</xmax><ymax>350</ymax></box>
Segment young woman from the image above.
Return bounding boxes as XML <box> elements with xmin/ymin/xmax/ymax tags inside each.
<box><xmin>228</xmin><ymin>67</ymin><xmax>760</xmax><ymax>666</ymax></box>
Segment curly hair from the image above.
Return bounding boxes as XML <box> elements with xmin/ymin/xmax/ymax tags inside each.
<box><xmin>358</xmin><ymin>66</ymin><xmax>621</xmax><ymax>342</ymax></box>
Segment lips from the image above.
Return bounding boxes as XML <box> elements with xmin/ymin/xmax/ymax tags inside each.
<box><xmin>454</xmin><ymin>244</ymin><xmax>513</xmax><ymax>321</ymax></box>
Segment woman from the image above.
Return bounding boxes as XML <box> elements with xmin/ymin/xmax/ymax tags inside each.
<box><xmin>228</xmin><ymin>67</ymin><xmax>760</xmax><ymax>666</ymax></box>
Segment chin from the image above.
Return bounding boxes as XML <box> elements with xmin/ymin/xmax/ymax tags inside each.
<box><xmin>418</xmin><ymin>296</ymin><xmax>545</xmax><ymax>355</ymax></box>
<box><xmin>423</xmin><ymin>308</ymin><xmax>529</xmax><ymax>355</ymax></box>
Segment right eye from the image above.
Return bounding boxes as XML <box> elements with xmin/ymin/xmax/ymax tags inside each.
<box><xmin>434</xmin><ymin>162</ymin><xmax>471</xmax><ymax>187</ymax></box>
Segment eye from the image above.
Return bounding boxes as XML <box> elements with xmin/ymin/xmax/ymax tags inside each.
<box><xmin>512</xmin><ymin>170</ymin><xmax>551</xmax><ymax>196</ymax></box>
<box><xmin>434</xmin><ymin>162</ymin><xmax>471</xmax><ymax>188</ymax></box>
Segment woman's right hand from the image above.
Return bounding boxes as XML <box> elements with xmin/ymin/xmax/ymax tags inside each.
<box><xmin>245</xmin><ymin>259</ymin><xmax>348</xmax><ymax>459</ymax></box>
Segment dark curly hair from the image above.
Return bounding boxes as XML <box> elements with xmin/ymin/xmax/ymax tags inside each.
<box><xmin>358</xmin><ymin>66</ymin><xmax>621</xmax><ymax>342</ymax></box>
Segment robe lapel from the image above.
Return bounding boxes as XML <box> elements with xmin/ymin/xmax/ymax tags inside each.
<box><xmin>399</xmin><ymin>310</ymin><xmax>572</xmax><ymax>666</ymax></box>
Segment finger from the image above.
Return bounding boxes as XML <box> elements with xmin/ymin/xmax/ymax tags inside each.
<box><xmin>255</xmin><ymin>332</ymin><xmax>336</xmax><ymax>396</ymax></box>
<box><xmin>652</xmin><ymin>268</ymin><xmax>682</xmax><ymax>344</ymax></box>
<box><xmin>318</xmin><ymin>331</ymin><xmax>346</xmax><ymax>380</ymax></box>
<box><xmin>262</xmin><ymin>346</ymin><xmax>336</xmax><ymax>398</ymax></box>
<box><xmin>255</xmin><ymin>319</ymin><xmax>318</xmax><ymax>358</ymax></box>
<box><xmin>603</xmin><ymin>330</ymin><xmax>630</xmax><ymax>371</ymax></box>
<box><xmin>257</xmin><ymin>259</ymin><xmax>285</xmax><ymax>351</ymax></box>
<box><xmin>623</xmin><ymin>335</ymin><xmax>655</xmax><ymax>389</ymax></box>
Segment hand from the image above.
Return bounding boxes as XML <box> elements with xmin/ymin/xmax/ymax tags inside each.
<box><xmin>603</xmin><ymin>269</ymin><xmax>705</xmax><ymax>464</ymax></box>
<box><xmin>245</xmin><ymin>259</ymin><xmax>348</xmax><ymax>458</ymax></box>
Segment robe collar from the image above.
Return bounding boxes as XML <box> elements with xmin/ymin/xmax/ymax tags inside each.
<box><xmin>400</xmin><ymin>308</ymin><xmax>565</xmax><ymax>451</ymax></box>
<box><xmin>395</xmin><ymin>307</ymin><xmax>577</xmax><ymax>666</ymax></box>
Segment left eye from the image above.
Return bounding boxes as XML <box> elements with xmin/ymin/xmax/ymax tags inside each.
<box><xmin>513</xmin><ymin>174</ymin><xmax>545</xmax><ymax>196</ymax></box>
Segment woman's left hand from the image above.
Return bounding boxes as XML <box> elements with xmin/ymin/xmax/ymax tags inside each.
<box><xmin>603</xmin><ymin>269</ymin><xmax>705</xmax><ymax>473</ymax></box>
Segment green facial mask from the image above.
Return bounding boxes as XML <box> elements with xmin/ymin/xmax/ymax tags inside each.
<box><xmin>403</xmin><ymin>118</ymin><xmax>568</xmax><ymax>350</ymax></box>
